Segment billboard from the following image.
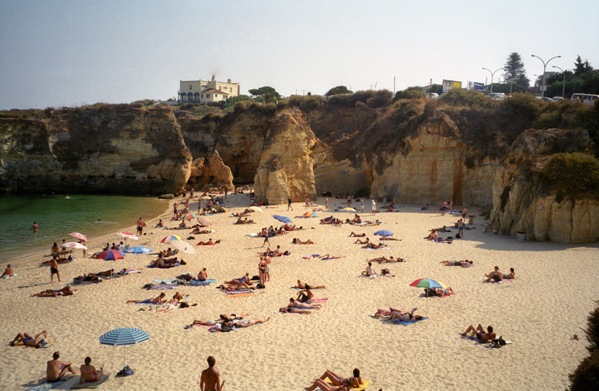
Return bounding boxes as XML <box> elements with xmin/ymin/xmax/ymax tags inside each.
<box><xmin>467</xmin><ymin>81</ymin><xmax>485</xmax><ymax>92</ymax></box>
<box><xmin>442</xmin><ymin>79</ymin><xmax>462</xmax><ymax>93</ymax></box>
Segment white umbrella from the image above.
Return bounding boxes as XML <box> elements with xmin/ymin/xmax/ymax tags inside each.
<box><xmin>170</xmin><ymin>240</ymin><xmax>196</xmax><ymax>254</ymax></box>
<box><xmin>61</xmin><ymin>242</ymin><xmax>88</xmax><ymax>250</ymax></box>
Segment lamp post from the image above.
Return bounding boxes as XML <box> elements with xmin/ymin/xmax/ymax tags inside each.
<box><xmin>531</xmin><ymin>54</ymin><xmax>561</xmax><ymax>98</ymax></box>
<box><xmin>482</xmin><ymin>67</ymin><xmax>503</xmax><ymax>94</ymax></box>
<box><xmin>552</xmin><ymin>65</ymin><xmax>566</xmax><ymax>98</ymax></box>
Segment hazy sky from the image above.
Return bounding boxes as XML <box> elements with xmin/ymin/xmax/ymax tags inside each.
<box><xmin>1</xmin><ymin>0</ymin><xmax>598</xmax><ymax>110</ymax></box>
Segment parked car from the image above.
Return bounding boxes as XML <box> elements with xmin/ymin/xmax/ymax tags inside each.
<box><xmin>552</xmin><ymin>97</ymin><xmax>564</xmax><ymax>102</ymax></box>
<box><xmin>489</xmin><ymin>92</ymin><xmax>506</xmax><ymax>101</ymax></box>
<box><xmin>570</xmin><ymin>93</ymin><xmax>599</xmax><ymax>105</ymax></box>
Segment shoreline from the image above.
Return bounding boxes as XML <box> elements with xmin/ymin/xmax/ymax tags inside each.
<box><xmin>1</xmin><ymin>194</ymin><xmax>597</xmax><ymax>390</ymax></box>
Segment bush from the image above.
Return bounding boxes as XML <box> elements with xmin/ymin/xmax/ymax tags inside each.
<box><xmin>440</xmin><ymin>89</ymin><xmax>491</xmax><ymax>107</ymax></box>
<box><xmin>366</xmin><ymin>90</ymin><xmax>393</xmax><ymax>109</ymax></box>
<box><xmin>288</xmin><ymin>95</ymin><xmax>324</xmax><ymax>111</ymax></box>
<box><xmin>569</xmin><ymin>301</ymin><xmax>599</xmax><ymax>390</ymax></box>
<box><xmin>569</xmin><ymin>351</ymin><xmax>599</xmax><ymax>391</ymax></box>
<box><xmin>327</xmin><ymin>90</ymin><xmax>374</xmax><ymax>107</ymax></box>
<box><xmin>394</xmin><ymin>86</ymin><xmax>425</xmax><ymax>100</ymax></box>
<box><xmin>543</xmin><ymin>153</ymin><xmax>599</xmax><ymax>199</ymax></box>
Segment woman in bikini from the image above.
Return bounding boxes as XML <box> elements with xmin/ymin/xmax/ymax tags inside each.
<box><xmin>79</xmin><ymin>357</ymin><xmax>104</xmax><ymax>384</ymax></box>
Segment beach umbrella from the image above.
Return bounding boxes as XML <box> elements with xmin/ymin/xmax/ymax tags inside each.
<box><xmin>61</xmin><ymin>242</ymin><xmax>87</xmax><ymax>250</ymax></box>
<box><xmin>340</xmin><ymin>207</ymin><xmax>357</xmax><ymax>212</ymax></box>
<box><xmin>160</xmin><ymin>234</ymin><xmax>182</xmax><ymax>243</ymax></box>
<box><xmin>302</xmin><ymin>211</ymin><xmax>318</xmax><ymax>218</ymax></box>
<box><xmin>249</xmin><ymin>206</ymin><xmax>263</xmax><ymax>212</ymax></box>
<box><xmin>117</xmin><ymin>231</ymin><xmax>139</xmax><ymax>240</ymax></box>
<box><xmin>69</xmin><ymin>232</ymin><xmax>87</xmax><ymax>242</ymax></box>
<box><xmin>171</xmin><ymin>240</ymin><xmax>196</xmax><ymax>254</ymax></box>
<box><xmin>122</xmin><ymin>246</ymin><xmax>153</xmax><ymax>254</ymax></box>
<box><xmin>374</xmin><ymin>230</ymin><xmax>394</xmax><ymax>237</ymax></box>
<box><xmin>197</xmin><ymin>216</ymin><xmax>212</xmax><ymax>227</ymax></box>
<box><xmin>97</xmin><ymin>249</ymin><xmax>125</xmax><ymax>261</ymax></box>
<box><xmin>184</xmin><ymin>213</ymin><xmax>198</xmax><ymax>221</ymax></box>
<box><xmin>99</xmin><ymin>327</ymin><xmax>149</xmax><ymax>370</ymax></box>
<box><xmin>409</xmin><ymin>278</ymin><xmax>448</xmax><ymax>316</ymax></box>
<box><xmin>273</xmin><ymin>215</ymin><xmax>292</xmax><ymax>224</ymax></box>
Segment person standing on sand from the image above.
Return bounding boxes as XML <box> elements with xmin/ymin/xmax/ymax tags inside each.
<box><xmin>136</xmin><ymin>217</ymin><xmax>146</xmax><ymax>236</ymax></box>
<box><xmin>371</xmin><ymin>199</ymin><xmax>377</xmax><ymax>215</ymax></box>
<box><xmin>324</xmin><ymin>197</ymin><xmax>328</xmax><ymax>210</ymax></box>
<box><xmin>200</xmin><ymin>356</ymin><xmax>223</xmax><ymax>391</ymax></box>
<box><xmin>50</xmin><ymin>257</ymin><xmax>60</xmax><ymax>282</ymax></box>
<box><xmin>288</xmin><ymin>196</ymin><xmax>293</xmax><ymax>211</ymax></box>
<box><xmin>31</xmin><ymin>222</ymin><xmax>39</xmax><ymax>233</ymax></box>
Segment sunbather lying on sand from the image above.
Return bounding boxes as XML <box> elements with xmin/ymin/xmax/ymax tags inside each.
<box><xmin>32</xmin><ymin>286</ymin><xmax>78</xmax><ymax>297</ymax></box>
<box><xmin>373</xmin><ymin>307</ymin><xmax>422</xmax><ymax>321</ymax></box>
<box><xmin>461</xmin><ymin>324</ymin><xmax>496</xmax><ymax>343</ymax></box>
<box><xmin>292</xmin><ymin>238</ymin><xmax>315</xmax><ymax>244</ymax></box>
<box><xmin>294</xmin><ymin>280</ymin><xmax>326</xmax><ymax>289</ymax></box>
<box><xmin>306</xmin><ymin>368</ymin><xmax>363</xmax><ymax>391</ymax></box>
<box><xmin>424</xmin><ymin>287</ymin><xmax>454</xmax><ymax>297</ymax></box>
<box><xmin>441</xmin><ymin>260</ymin><xmax>473</xmax><ymax>267</ymax></box>
<box><xmin>380</xmin><ymin>236</ymin><xmax>401</xmax><ymax>241</ymax></box>
<box><xmin>368</xmin><ymin>256</ymin><xmax>404</xmax><ymax>263</ymax></box>
<box><xmin>73</xmin><ymin>269</ymin><xmax>114</xmax><ymax>283</ymax></box>
<box><xmin>362</xmin><ymin>242</ymin><xmax>387</xmax><ymax>249</ymax></box>
<box><xmin>190</xmin><ymin>227</ymin><xmax>212</xmax><ymax>235</ymax></box>
<box><xmin>11</xmin><ymin>330</ymin><xmax>48</xmax><ymax>347</ymax></box>
<box><xmin>289</xmin><ymin>298</ymin><xmax>321</xmax><ymax>309</ymax></box>
<box><xmin>354</xmin><ymin>238</ymin><xmax>369</xmax><ymax>245</ymax></box>
<box><xmin>149</xmin><ymin>256</ymin><xmax>185</xmax><ymax>268</ymax></box>
<box><xmin>321</xmin><ymin>254</ymin><xmax>343</xmax><ymax>260</ymax></box>
<box><xmin>234</xmin><ymin>217</ymin><xmax>255</xmax><ymax>224</ymax></box>
<box><xmin>349</xmin><ymin>232</ymin><xmax>366</xmax><ymax>237</ymax></box>
<box><xmin>221</xmin><ymin>273</ymin><xmax>253</xmax><ymax>290</ymax></box>
<box><xmin>126</xmin><ymin>292</ymin><xmax>166</xmax><ymax>304</ymax></box>
<box><xmin>197</xmin><ymin>238</ymin><xmax>221</xmax><ymax>246</ymax></box>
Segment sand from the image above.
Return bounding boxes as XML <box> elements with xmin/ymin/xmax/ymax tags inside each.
<box><xmin>1</xmin><ymin>193</ymin><xmax>597</xmax><ymax>390</ymax></box>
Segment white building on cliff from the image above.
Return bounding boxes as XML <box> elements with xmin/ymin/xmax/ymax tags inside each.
<box><xmin>178</xmin><ymin>76</ymin><xmax>240</xmax><ymax>104</ymax></box>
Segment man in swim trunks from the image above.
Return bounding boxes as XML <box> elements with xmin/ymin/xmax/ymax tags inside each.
<box><xmin>50</xmin><ymin>257</ymin><xmax>60</xmax><ymax>282</ymax></box>
<box><xmin>2</xmin><ymin>264</ymin><xmax>14</xmax><ymax>278</ymax></box>
<box><xmin>79</xmin><ymin>356</ymin><xmax>104</xmax><ymax>384</ymax></box>
<box><xmin>47</xmin><ymin>351</ymin><xmax>77</xmax><ymax>382</ymax></box>
<box><xmin>461</xmin><ymin>324</ymin><xmax>496</xmax><ymax>343</ymax></box>
<box><xmin>11</xmin><ymin>330</ymin><xmax>48</xmax><ymax>347</ymax></box>
<box><xmin>200</xmin><ymin>355</ymin><xmax>223</xmax><ymax>391</ymax></box>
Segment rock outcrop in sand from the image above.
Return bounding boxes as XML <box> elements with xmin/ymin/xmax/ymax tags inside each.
<box><xmin>487</xmin><ymin>128</ymin><xmax>599</xmax><ymax>243</ymax></box>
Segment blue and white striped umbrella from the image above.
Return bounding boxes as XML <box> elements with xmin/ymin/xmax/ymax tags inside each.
<box><xmin>99</xmin><ymin>327</ymin><xmax>149</xmax><ymax>346</ymax></box>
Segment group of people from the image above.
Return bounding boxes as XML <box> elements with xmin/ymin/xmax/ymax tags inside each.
<box><xmin>485</xmin><ymin>266</ymin><xmax>515</xmax><ymax>282</ymax></box>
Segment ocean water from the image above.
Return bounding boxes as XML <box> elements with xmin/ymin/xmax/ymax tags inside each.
<box><xmin>0</xmin><ymin>194</ymin><xmax>168</xmax><ymax>262</ymax></box>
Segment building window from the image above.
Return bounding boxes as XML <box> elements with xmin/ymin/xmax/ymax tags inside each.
<box><xmin>206</xmin><ymin>94</ymin><xmax>210</xmax><ymax>98</ymax></box>
<box><xmin>189</xmin><ymin>85</ymin><xmax>192</xmax><ymax>90</ymax></box>
<box><xmin>187</xmin><ymin>92</ymin><xmax>193</xmax><ymax>101</ymax></box>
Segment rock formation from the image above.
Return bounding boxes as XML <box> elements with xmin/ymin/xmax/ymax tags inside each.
<box><xmin>0</xmin><ymin>104</ymin><xmax>192</xmax><ymax>195</ymax></box>
<box><xmin>487</xmin><ymin>128</ymin><xmax>599</xmax><ymax>243</ymax></box>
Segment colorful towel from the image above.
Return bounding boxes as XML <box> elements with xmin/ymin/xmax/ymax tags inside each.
<box><xmin>188</xmin><ymin>279</ymin><xmax>216</xmax><ymax>286</ymax></box>
<box><xmin>393</xmin><ymin>317</ymin><xmax>429</xmax><ymax>326</ymax></box>
<box><xmin>71</xmin><ymin>374</ymin><xmax>110</xmax><ymax>389</ymax></box>
<box><xmin>26</xmin><ymin>376</ymin><xmax>77</xmax><ymax>390</ymax></box>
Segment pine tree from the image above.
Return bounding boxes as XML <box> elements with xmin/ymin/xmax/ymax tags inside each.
<box><xmin>504</xmin><ymin>52</ymin><xmax>530</xmax><ymax>90</ymax></box>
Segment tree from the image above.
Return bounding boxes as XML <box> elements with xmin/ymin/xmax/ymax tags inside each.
<box><xmin>248</xmin><ymin>86</ymin><xmax>281</xmax><ymax>103</ymax></box>
<box><xmin>574</xmin><ymin>55</ymin><xmax>594</xmax><ymax>76</ymax></box>
<box><xmin>325</xmin><ymin>86</ymin><xmax>352</xmax><ymax>96</ymax></box>
<box><xmin>503</xmin><ymin>52</ymin><xmax>530</xmax><ymax>90</ymax></box>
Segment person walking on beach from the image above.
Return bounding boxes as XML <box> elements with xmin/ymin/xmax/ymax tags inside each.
<box><xmin>287</xmin><ymin>196</ymin><xmax>293</xmax><ymax>211</ymax></box>
<box><xmin>360</xmin><ymin>200</ymin><xmax>365</xmax><ymax>213</ymax></box>
<box><xmin>371</xmin><ymin>199</ymin><xmax>377</xmax><ymax>215</ymax></box>
<box><xmin>136</xmin><ymin>217</ymin><xmax>146</xmax><ymax>236</ymax></box>
<box><xmin>324</xmin><ymin>196</ymin><xmax>328</xmax><ymax>210</ymax></box>
<box><xmin>31</xmin><ymin>222</ymin><xmax>39</xmax><ymax>233</ymax></box>
<box><xmin>200</xmin><ymin>355</ymin><xmax>223</xmax><ymax>391</ymax></box>
<box><xmin>50</xmin><ymin>257</ymin><xmax>60</xmax><ymax>283</ymax></box>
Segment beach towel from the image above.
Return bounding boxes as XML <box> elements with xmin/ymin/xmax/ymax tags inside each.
<box><xmin>393</xmin><ymin>316</ymin><xmax>429</xmax><ymax>326</ymax></box>
<box><xmin>187</xmin><ymin>279</ymin><xmax>216</xmax><ymax>286</ymax></box>
<box><xmin>1</xmin><ymin>273</ymin><xmax>17</xmax><ymax>279</ymax></box>
<box><xmin>225</xmin><ymin>289</ymin><xmax>254</xmax><ymax>298</ymax></box>
<box><xmin>26</xmin><ymin>376</ymin><xmax>78</xmax><ymax>391</ymax></box>
<box><xmin>145</xmin><ymin>283</ymin><xmax>179</xmax><ymax>290</ymax></box>
<box><xmin>320</xmin><ymin>379</ymin><xmax>370</xmax><ymax>390</ymax></box>
<box><xmin>71</xmin><ymin>374</ymin><xmax>110</xmax><ymax>389</ymax></box>
<box><xmin>246</xmin><ymin>233</ymin><xmax>260</xmax><ymax>238</ymax></box>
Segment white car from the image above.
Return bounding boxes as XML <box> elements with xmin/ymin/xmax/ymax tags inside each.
<box><xmin>489</xmin><ymin>93</ymin><xmax>506</xmax><ymax>101</ymax></box>
<box><xmin>552</xmin><ymin>97</ymin><xmax>564</xmax><ymax>102</ymax></box>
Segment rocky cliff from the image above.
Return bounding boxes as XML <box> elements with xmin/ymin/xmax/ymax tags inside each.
<box><xmin>0</xmin><ymin>104</ymin><xmax>192</xmax><ymax>195</ymax></box>
<box><xmin>487</xmin><ymin>128</ymin><xmax>599</xmax><ymax>243</ymax></box>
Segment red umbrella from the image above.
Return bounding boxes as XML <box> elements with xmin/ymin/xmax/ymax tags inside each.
<box><xmin>69</xmin><ymin>232</ymin><xmax>87</xmax><ymax>242</ymax></box>
<box><xmin>97</xmin><ymin>250</ymin><xmax>125</xmax><ymax>261</ymax></box>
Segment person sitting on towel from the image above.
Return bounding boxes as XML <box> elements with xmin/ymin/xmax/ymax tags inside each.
<box><xmin>79</xmin><ymin>356</ymin><xmax>104</xmax><ymax>384</ymax></box>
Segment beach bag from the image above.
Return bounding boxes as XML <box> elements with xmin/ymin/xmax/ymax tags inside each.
<box><xmin>179</xmin><ymin>302</ymin><xmax>190</xmax><ymax>308</ymax></box>
<box><xmin>220</xmin><ymin>324</ymin><xmax>233</xmax><ymax>332</ymax></box>
<box><xmin>455</xmin><ymin>233</ymin><xmax>462</xmax><ymax>239</ymax></box>
<box><xmin>284</xmin><ymin>250</ymin><xmax>290</xmax><ymax>256</ymax></box>
<box><xmin>256</xmin><ymin>283</ymin><xmax>265</xmax><ymax>289</ymax></box>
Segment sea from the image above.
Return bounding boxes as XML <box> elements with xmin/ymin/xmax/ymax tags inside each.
<box><xmin>0</xmin><ymin>194</ymin><xmax>169</xmax><ymax>263</ymax></box>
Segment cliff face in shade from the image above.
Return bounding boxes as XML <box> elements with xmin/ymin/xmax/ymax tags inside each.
<box><xmin>487</xmin><ymin>128</ymin><xmax>599</xmax><ymax>243</ymax></box>
<box><xmin>0</xmin><ymin>105</ymin><xmax>192</xmax><ymax>195</ymax></box>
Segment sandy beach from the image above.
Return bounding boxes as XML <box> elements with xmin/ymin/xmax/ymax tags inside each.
<box><xmin>1</xmin><ymin>193</ymin><xmax>597</xmax><ymax>390</ymax></box>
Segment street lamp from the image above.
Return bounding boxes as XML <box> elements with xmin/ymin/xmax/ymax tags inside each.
<box><xmin>482</xmin><ymin>67</ymin><xmax>503</xmax><ymax>94</ymax></box>
<box><xmin>552</xmin><ymin>65</ymin><xmax>566</xmax><ymax>98</ymax></box>
<box><xmin>531</xmin><ymin>54</ymin><xmax>561</xmax><ymax>98</ymax></box>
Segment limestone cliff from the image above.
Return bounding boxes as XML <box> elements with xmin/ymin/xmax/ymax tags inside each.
<box><xmin>487</xmin><ymin>128</ymin><xmax>599</xmax><ymax>243</ymax></box>
<box><xmin>0</xmin><ymin>104</ymin><xmax>192</xmax><ymax>195</ymax></box>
